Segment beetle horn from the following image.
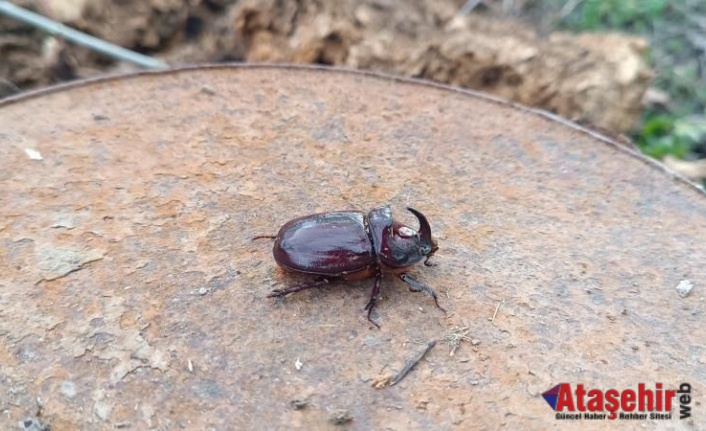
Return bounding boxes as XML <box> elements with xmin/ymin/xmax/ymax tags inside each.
<box><xmin>406</xmin><ymin>207</ymin><xmax>432</xmax><ymax>244</ymax></box>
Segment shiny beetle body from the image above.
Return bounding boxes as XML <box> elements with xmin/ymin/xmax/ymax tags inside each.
<box><xmin>262</xmin><ymin>206</ymin><xmax>444</xmax><ymax>327</ymax></box>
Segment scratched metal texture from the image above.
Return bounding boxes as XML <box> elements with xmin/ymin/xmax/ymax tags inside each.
<box><xmin>0</xmin><ymin>65</ymin><xmax>704</xmax><ymax>430</ymax></box>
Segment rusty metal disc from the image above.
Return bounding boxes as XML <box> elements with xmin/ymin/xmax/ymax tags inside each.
<box><xmin>1</xmin><ymin>65</ymin><xmax>704</xmax><ymax>430</ymax></box>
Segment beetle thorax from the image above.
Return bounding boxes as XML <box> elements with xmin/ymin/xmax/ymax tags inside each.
<box><xmin>377</xmin><ymin>223</ymin><xmax>426</xmax><ymax>268</ymax></box>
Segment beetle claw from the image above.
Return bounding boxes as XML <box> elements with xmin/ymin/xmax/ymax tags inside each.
<box><xmin>365</xmin><ymin>303</ymin><xmax>381</xmax><ymax>329</ymax></box>
<box><xmin>363</xmin><ymin>267</ymin><xmax>383</xmax><ymax>328</ymax></box>
<box><xmin>366</xmin><ymin>314</ymin><xmax>381</xmax><ymax>329</ymax></box>
<box><xmin>399</xmin><ymin>273</ymin><xmax>446</xmax><ymax>313</ymax></box>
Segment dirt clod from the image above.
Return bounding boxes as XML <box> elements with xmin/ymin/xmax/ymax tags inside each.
<box><xmin>18</xmin><ymin>417</ymin><xmax>49</xmax><ymax>431</ymax></box>
<box><xmin>290</xmin><ymin>399</ymin><xmax>308</xmax><ymax>410</ymax></box>
<box><xmin>329</xmin><ymin>410</ymin><xmax>353</xmax><ymax>425</ymax></box>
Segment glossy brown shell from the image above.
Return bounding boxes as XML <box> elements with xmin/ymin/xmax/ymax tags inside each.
<box><xmin>273</xmin><ymin>211</ymin><xmax>375</xmax><ymax>275</ymax></box>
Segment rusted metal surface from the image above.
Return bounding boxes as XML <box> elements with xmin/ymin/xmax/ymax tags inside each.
<box><xmin>0</xmin><ymin>65</ymin><xmax>704</xmax><ymax>430</ymax></box>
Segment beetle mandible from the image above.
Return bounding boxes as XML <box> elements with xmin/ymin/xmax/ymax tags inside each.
<box><xmin>256</xmin><ymin>206</ymin><xmax>445</xmax><ymax>327</ymax></box>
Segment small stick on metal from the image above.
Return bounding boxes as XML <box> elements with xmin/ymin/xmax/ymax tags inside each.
<box><xmin>489</xmin><ymin>299</ymin><xmax>504</xmax><ymax>322</ymax></box>
<box><xmin>387</xmin><ymin>340</ymin><xmax>437</xmax><ymax>386</ymax></box>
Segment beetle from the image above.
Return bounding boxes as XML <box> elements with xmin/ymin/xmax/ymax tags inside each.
<box><xmin>256</xmin><ymin>206</ymin><xmax>445</xmax><ymax>327</ymax></box>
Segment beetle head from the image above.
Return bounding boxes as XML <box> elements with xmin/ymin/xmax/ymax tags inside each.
<box><xmin>377</xmin><ymin>207</ymin><xmax>437</xmax><ymax>268</ymax></box>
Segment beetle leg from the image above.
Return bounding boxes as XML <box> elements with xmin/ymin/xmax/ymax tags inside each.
<box><xmin>268</xmin><ymin>277</ymin><xmax>329</xmax><ymax>298</ymax></box>
<box><xmin>399</xmin><ymin>273</ymin><xmax>446</xmax><ymax>313</ymax></box>
<box><xmin>364</xmin><ymin>267</ymin><xmax>382</xmax><ymax>328</ymax></box>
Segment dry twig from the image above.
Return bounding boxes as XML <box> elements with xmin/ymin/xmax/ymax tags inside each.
<box><xmin>387</xmin><ymin>341</ymin><xmax>437</xmax><ymax>386</ymax></box>
<box><xmin>444</xmin><ymin>325</ymin><xmax>473</xmax><ymax>357</ymax></box>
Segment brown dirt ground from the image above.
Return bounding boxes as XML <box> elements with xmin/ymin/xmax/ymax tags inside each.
<box><xmin>1</xmin><ymin>0</ymin><xmax>651</xmax><ymax>133</ymax></box>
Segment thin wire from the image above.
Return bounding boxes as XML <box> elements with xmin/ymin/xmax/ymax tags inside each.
<box><xmin>0</xmin><ymin>0</ymin><xmax>168</xmax><ymax>70</ymax></box>
<box><xmin>459</xmin><ymin>0</ymin><xmax>483</xmax><ymax>15</ymax></box>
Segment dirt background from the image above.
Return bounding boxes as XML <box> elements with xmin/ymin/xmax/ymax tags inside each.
<box><xmin>1</xmin><ymin>0</ymin><xmax>652</xmax><ymax>133</ymax></box>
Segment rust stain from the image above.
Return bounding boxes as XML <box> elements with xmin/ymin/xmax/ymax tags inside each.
<box><xmin>0</xmin><ymin>65</ymin><xmax>704</xmax><ymax>430</ymax></box>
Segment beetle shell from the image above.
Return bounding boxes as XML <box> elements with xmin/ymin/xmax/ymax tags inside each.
<box><xmin>273</xmin><ymin>211</ymin><xmax>375</xmax><ymax>275</ymax></box>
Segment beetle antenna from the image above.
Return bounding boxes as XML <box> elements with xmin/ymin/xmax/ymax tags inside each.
<box><xmin>252</xmin><ymin>235</ymin><xmax>276</xmax><ymax>241</ymax></box>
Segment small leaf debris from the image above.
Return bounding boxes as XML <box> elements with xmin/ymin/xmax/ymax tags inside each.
<box><xmin>444</xmin><ymin>325</ymin><xmax>475</xmax><ymax>357</ymax></box>
<box><xmin>676</xmin><ymin>279</ymin><xmax>693</xmax><ymax>298</ymax></box>
<box><xmin>385</xmin><ymin>340</ymin><xmax>436</xmax><ymax>387</ymax></box>
<box><xmin>371</xmin><ymin>374</ymin><xmax>392</xmax><ymax>388</ymax></box>
<box><xmin>24</xmin><ymin>148</ymin><xmax>43</xmax><ymax>160</ymax></box>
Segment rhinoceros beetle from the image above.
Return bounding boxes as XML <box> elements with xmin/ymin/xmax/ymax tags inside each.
<box><xmin>255</xmin><ymin>206</ymin><xmax>445</xmax><ymax>327</ymax></box>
